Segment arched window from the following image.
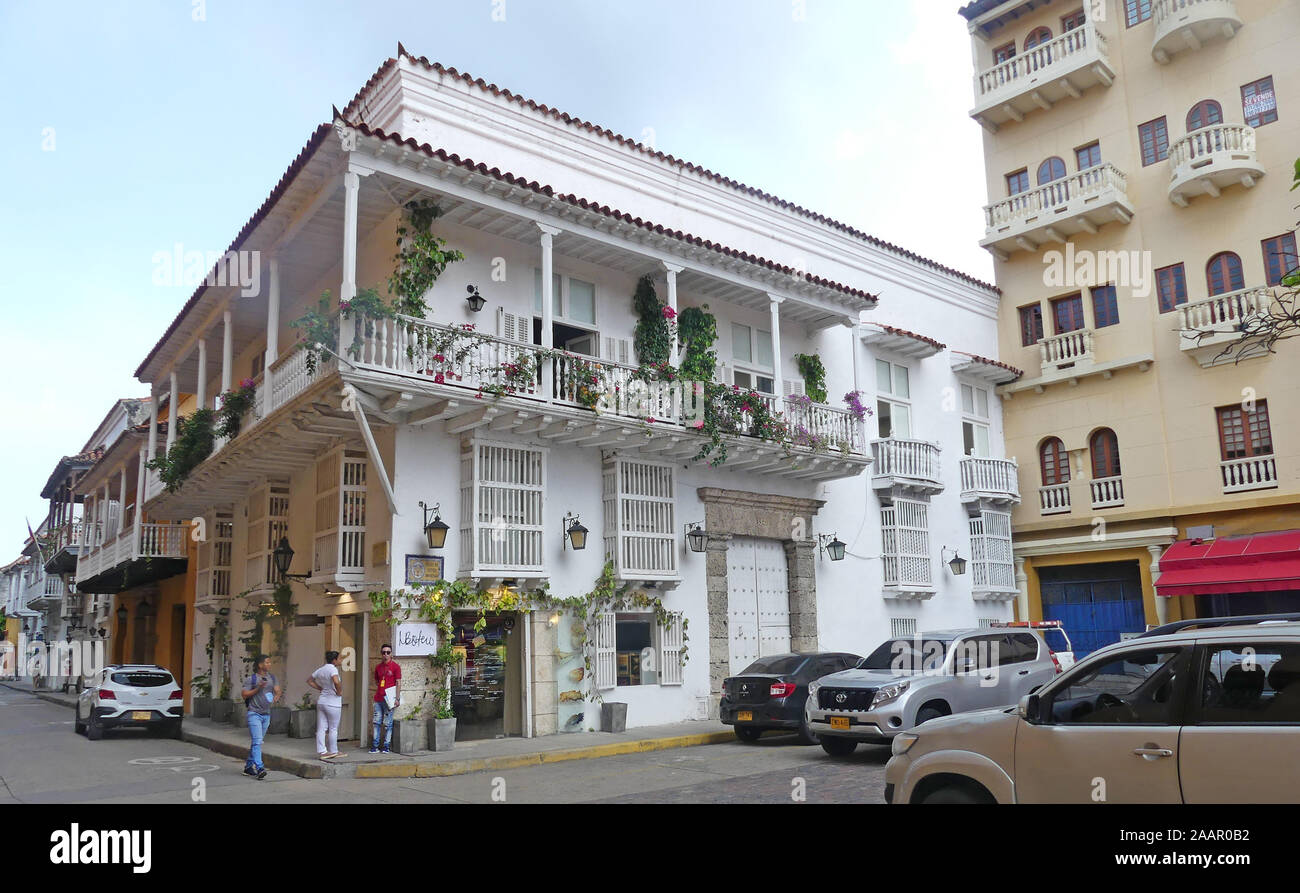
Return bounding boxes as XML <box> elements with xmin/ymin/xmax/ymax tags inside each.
<box><xmin>1186</xmin><ymin>99</ymin><xmax>1223</xmax><ymax>132</ymax></box>
<box><xmin>1089</xmin><ymin>428</ymin><xmax>1122</xmax><ymax>479</ymax></box>
<box><xmin>1037</xmin><ymin>157</ymin><xmax>1067</xmax><ymax>185</ymax></box>
<box><xmin>1025</xmin><ymin>27</ymin><xmax>1053</xmax><ymax>50</ymax></box>
<box><xmin>1206</xmin><ymin>252</ymin><xmax>1245</xmax><ymax>296</ymax></box>
<box><xmin>1040</xmin><ymin>437</ymin><xmax>1071</xmax><ymax>486</ymax></box>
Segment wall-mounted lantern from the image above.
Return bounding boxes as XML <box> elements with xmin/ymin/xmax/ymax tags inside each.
<box><xmin>466</xmin><ymin>285</ymin><xmax>487</xmax><ymax>313</ymax></box>
<box><xmin>420</xmin><ymin>501</ymin><xmax>449</xmax><ymax>550</ymax></box>
<box><xmin>942</xmin><ymin>546</ymin><xmax>968</xmax><ymax>576</ymax></box>
<box><xmin>684</xmin><ymin>522</ymin><xmax>707</xmax><ymax>554</ymax></box>
<box><xmin>272</xmin><ymin>538</ymin><xmax>311</xmax><ymax>584</ymax></box>
<box><xmin>563</xmin><ymin>513</ymin><xmax>588</xmax><ymax>551</ymax></box>
<box><xmin>818</xmin><ymin>534</ymin><xmax>847</xmax><ymax>562</ymax></box>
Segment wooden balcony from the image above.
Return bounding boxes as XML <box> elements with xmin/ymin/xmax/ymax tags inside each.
<box><xmin>971</xmin><ymin>21</ymin><xmax>1115</xmax><ymax>132</ymax></box>
<box><xmin>1152</xmin><ymin>0</ymin><xmax>1243</xmax><ymax>64</ymax></box>
<box><xmin>871</xmin><ymin>439</ymin><xmax>943</xmax><ymax>495</ymax></box>
<box><xmin>1168</xmin><ymin>124</ymin><xmax>1264</xmax><ymax>207</ymax></box>
<box><xmin>982</xmin><ymin>163</ymin><xmax>1134</xmax><ymax>259</ymax></box>
<box><xmin>74</xmin><ymin>522</ymin><xmax>188</xmax><ymax>594</ymax></box>
<box><xmin>960</xmin><ymin>457</ymin><xmax>1020</xmax><ymax>505</ymax></box>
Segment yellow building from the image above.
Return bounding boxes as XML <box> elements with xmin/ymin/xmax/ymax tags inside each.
<box><xmin>960</xmin><ymin>0</ymin><xmax>1299</xmax><ymax>654</ymax></box>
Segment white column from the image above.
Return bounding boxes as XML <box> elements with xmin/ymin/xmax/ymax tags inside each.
<box><xmin>166</xmin><ymin>370</ymin><xmax>178</xmax><ymax>455</ymax></box>
<box><xmin>102</xmin><ymin>483</ymin><xmax>110</xmax><ymax>539</ymax></box>
<box><xmin>134</xmin><ymin>450</ymin><xmax>146</xmax><ymax>555</ymax></box>
<box><xmin>663</xmin><ymin>263</ymin><xmax>682</xmax><ymax>362</ymax></box>
<box><xmin>340</xmin><ymin>172</ymin><xmax>363</xmax><ymax>354</ymax></box>
<box><xmin>1014</xmin><ymin>556</ymin><xmax>1030</xmax><ymax>622</ymax></box>
<box><xmin>146</xmin><ymin>388</ymin><xmax>159</xmax><ymax>461</ymax></box>
<box><xmin>538</xmin><ymin>224</ymin><xmax>560</xmax><ymax>401</ymax></box>
<box><xmin>264</xmin><ymin>256</ymin><xmax>280</xmax><ymax>413</ymax></box>
<box><xmin>196</xmin><ymin>338</ymin><xmax>208</xmax><ymax>411</ymax></box>
<box><xmin>767</xmin><ymin>294</ymin><xmax>785</xmax><ymax>399</ymax></box>
<box><xmin>1148</xmin><ymin>544</ymin><xmax>1169</xmax><ymax>626</ymax></box>
<box><xmin>221</xmin><ymin>310</ymin><xmax>233</xmax><ymax>395</ymax></box>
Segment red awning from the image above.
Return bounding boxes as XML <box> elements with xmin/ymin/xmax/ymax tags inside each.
<box><xmin>1156</xmin><ymin>530</ymin><xmax>1300</xmax><ymax>597</ymax></box>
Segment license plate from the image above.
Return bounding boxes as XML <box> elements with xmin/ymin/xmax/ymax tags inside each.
<box><xmin>737</xmin><ymin>711</ymin><xmax>753</xmax><ymax>722</ymax></box>
<box><xmin>830</xmin><ymin>716</ymin><xmax>850</xmax><ymax>730</ymax></box>
<box><xmin>131</xmin><ymin>711</ymin><xmax>152</xmax><ymax>721</ymax></box>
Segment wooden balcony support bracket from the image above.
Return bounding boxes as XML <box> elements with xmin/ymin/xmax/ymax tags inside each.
<box><xmin>513</xmin><ymin>414</ymin><xmax>554</xmax><ymax>436</ymax></box>
<box><xmin>1044</xmin><ymin>227</ymin><xmax>1066</xmax><ymax>245</ymax></box>
<box><xmin>348</xmin><ymin>397</ymin><xmax>399</xmax><ymax>516</ymax></box>
<box><xmin>445</xmin><ymin>405</ymin><xmax>499</xmax><ymax>435</ymax></box>
<box><xmin>1015</xmin><ymin>237</ymin><xmax>1037</xmax><ymax>253</ymax></box>
<box><xmin>1003</xmin><ymin>104</ymin><xmax>1024</xmax><ymax>123</ymax></box>
<box><xmin>539</xmin><ymin>419</ymin><xmax>583</xmax><ymax>440</ymax></box>
<box><xmin>640</xmin><ymin>435</ymin><xmax>684</xmax><ymax>455</ymax></box>
<box><xmin>552</xmin><ymin>423</ymin><xmax>602</xmax><ymax>445</ymax></box>
<box><xmin>405</xmin><ymin>399</ymin><xmax>460</xmax><ymax>426</ymax></box>
<box><xmin>488</xmin><ymin>411</ymin><xmax>529</xmax><ymax>432</ymax></box>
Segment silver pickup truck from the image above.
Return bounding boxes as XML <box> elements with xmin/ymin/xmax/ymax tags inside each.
<box><xmin>806</xmin><ymin>627</ymin><xmax>1060</xmax><ymax>756</ymax></box>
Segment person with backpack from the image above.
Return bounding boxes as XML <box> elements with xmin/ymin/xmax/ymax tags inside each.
<box><xmin>241</xmin><ymin>654</ymin><xmax>281</xmax><ymax>779</ymax></box>
<box><xmin>308</xmin><ymin>650</ymin><xmax>343</xmax><ymax>760</ymax></box>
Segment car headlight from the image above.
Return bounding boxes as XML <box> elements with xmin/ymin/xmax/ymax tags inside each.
<box><xmin>891</xmin><ymin>733</ymin><xmax>919</xmax><ymax>756</ymax></box>
<box><xmin>871</xmin><ymin>681</ymin><xmax>909</xmax><ymax>708</ymax></box>
<box><xmin>808</xmin><ymin>680</ymin><xmax>822</xmax><ymax>697</ymax></box>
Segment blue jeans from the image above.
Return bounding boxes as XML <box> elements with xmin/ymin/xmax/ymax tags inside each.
<box><xmin>246</xmin><ymin>711</ymin><xmax>270</xmax><ymax>769</ymax></box>
<box><xmin>372</xmin><ymin>701</ymin><xmax>394</xmax><ymax>748</ymax></box>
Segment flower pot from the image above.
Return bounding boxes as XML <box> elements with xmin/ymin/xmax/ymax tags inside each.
<box><xmin>210</xmin><ymin>700</ymin><xmax>233</xmax><ymax>723</ymax></box>
<box><xmin>601</xmin><ymin>702</ymin><xmax>628</xmax><ymax>733</ymax></box>
<box><xmin>268</xmin><ymin>706</ymin><xmax>291</xmax><ymax>735</ymax></box>
<box><xmin>288</xmin><ymin>709</ymin><xmax>317</xmax><ymax>739</ymax></box>
<box><xmin>192</xmin><ymin>697</ymin><xmax>211</xmax><ymax>718</ymax></box>
<box><xmin>429</xmin><ymin>717</ymin><xmax>457</xmax><ymax>752</ymax></box>
<box><xmin>231</xmin><ymin>700</ymin><xmax>249</xmax><ymax>728</ymax></box>
<box><xmin>391</xmin><ymin>719</ymin><xmax>427</xmax><ymax>754</ymax></box>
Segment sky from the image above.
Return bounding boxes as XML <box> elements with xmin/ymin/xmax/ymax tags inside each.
<box><xmin>0</xmin><ymin>0</ymin><xmax>991</xmax><ymax>552</ymax></box>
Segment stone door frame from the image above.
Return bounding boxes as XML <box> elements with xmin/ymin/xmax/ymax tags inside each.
<box><xmin>697</xmin><ymin>487</ymin><xmax>826</xmax><ymax>715</ymax></box>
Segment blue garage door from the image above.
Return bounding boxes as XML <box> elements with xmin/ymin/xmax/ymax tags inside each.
<box><xmin>1039</xmin><ymin>561</ymin><xmax>1146</xmax><ymax>658</ymax></box>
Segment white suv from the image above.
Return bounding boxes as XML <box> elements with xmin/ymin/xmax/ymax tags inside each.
<box><xmin>76</xmin><ymin>664</ymin><xmax>184</xmax><ymax>740</ymax></box>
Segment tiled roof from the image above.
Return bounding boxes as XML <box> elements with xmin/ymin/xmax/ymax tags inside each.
<box><xmin>348</xmin><ymin>46</ymin><xmax>999</xmax><ymax>295</ymax></box>
<box><xmin>349</xmin><ymin>121</ymin><xmax>876</xmax><ymax>306</ymax></box>
<box><xmin>877</xmin><ymin>325</ymin><xmax>946</xmax><ymax>351</ymax></box>
<box><xmin>952</xmin><ymin>350</ymin><xmax>1023</xmax><ymax>379</ymax></box>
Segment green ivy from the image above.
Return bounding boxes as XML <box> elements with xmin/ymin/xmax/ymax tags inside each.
<box><xmin>794</xmin><ymin>353</ymin><xmax>828</xmax><ymax>404</ymax></box>
<box><xmin>677</xmin><ymin>305</ymin><xmax>718</xmax><ymax>383</ymax></box>
<box><xmin>145</xmin><ymin>409</ymin><xmax>215</xmax><ymax>493</ymax></box>
<box><xmin>632</xmin><ymin>275</ymin><xmax>671</xmax><ymax>366</ymax></box>
<box><xmin>388</xmin><ymin>200</ymin><xmax>466</xmax><ymax>318</ymax></box>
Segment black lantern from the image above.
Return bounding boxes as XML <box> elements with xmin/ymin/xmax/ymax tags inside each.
<box><xmin>466</xmin><ymin>285</ymin><xmax>487</xmax><ymax>313</ymax></box>
<box><xmin>948</xmin><ymin>553</ymin><xmax>968</xmax><ymax>576</ymax></box>
<box><xmin>564</xmin><ymin>513</ymin><xmax>588</xmax><ymax>551</ymax></box>
<box><xmin>685</xmin><ymin>523</ymin><xmax>707</xmax><ymax>553</ymax></box>
<box><xmin>819</xmin><ymin>534</ymin><xmax>847</xmax><ymax>562</ymax></box>
<box><xmin>420</xmin><ymin>501</ymin><xmax>449</xmax><ymax>550</ymax></box>
<box><xmin>272</xmin><ymin>537</ymin><xmax>311</xmax><ymax>583</ymax></box>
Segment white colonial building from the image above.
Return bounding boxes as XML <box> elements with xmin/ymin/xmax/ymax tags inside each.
<box><xmin>126</xmin><ymin>48</ymin><xmax>1021</xmax><ymax>742</ymax></box>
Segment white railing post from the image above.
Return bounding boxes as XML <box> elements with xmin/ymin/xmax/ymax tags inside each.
<box><xmin>538</xmin><ymin>224</ymin><xmax>560</xmax><ymax>402</ymax></box>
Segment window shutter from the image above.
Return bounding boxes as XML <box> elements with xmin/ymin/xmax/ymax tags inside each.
<box><xmin>659</xmin><ymin>612</ymin><xmax>684</xmax><ymax>686</ymax></box>
<box><xmin>497</xmin><ymin>308</ymin><xmax>527</xmax><ymax>344</ymax></box>
<box><xmin>783</xmin><ymin>379</ymin><xmax>806</xmax><ymax>397</ymax></box>
<box><xmin>602</xmin><ymin>337</ymin><xmax>631</xmax><ymax>365</ymax></box>
<box><xmin>594</xmin><ymin>611</ymin><xmax>616</xmax><ymax>690</ymax></box>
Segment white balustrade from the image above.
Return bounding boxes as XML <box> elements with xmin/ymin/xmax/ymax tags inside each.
<box><xmin>1040</xmin><ymin>329</ymin><xmax>1094</xmax><ymax>370</ymax></box>
<box><xmin>1039</xmin><ymin>483</ymin><xmax>1072</xmax><ymax>515</ymax></box>
<box><xmin>1221</xmin><ymin>455</ymin><xmax>1277</xmax><ymax>493</ymax></box>
<box><xmin>1179</xmin><ymin>287</ymin><xmax>1269</xmax><ymax>331</ymax></box>
<box><xmin>986</xmin><ymin>163</ymin><xmax>1129</xmax><ymax>232</ymax></box>
<box><xmin>1090</xmin><ymin>475</ymin><xmax>1125</xmax><ymax>508</ymax></box>
<box><xmin>960</xmin><ymin>457</ymin><xmax>1020</xmax><ymax>499</ymax></box>
<box><xmin>975</xmin><ymin>22</ymin><xmax>1106</xmax><ymax>103</ymax></box>
<box><xmin>1169</xmin><ymin>123</ymin><xmax>1257</xmax><ymax>179</ymax></box>
<box><xmin>872</xmin><ymin>439</ymin><xmax>942</xmax><ymax>485</ymax></box>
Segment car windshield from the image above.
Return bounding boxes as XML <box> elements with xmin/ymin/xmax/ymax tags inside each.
<box><xmin>739</xmin><ymin>656</ymin><xmax>805</xmax><ymax>675</ymax></box>
<box><xmin>860</xmin><ymin>638</ymin><xmax>950</xmax><ymax>673</ymax></box>
<box><xmin>111</xmin><ymin>671</ymin><xmax>173</xmax><ymax>687</ymax></box>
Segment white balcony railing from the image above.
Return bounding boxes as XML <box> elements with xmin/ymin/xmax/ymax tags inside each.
<box><xmin>1221</xmin><ymin>455</ymin><xmax>1277</xmax><ymax>494</ymax></box>
<box><xmin>960</xmin><ymin>457</ymin><xmax>1020</xmax><ymax>502</ymax></box>
<box><xmin>1039</xmin><ymin>329</ymin><xmax>1094</xmax><ymax>372</ymax></box>
<box><xmin>1177</xmin><ymin>287</ymin><xmax>1272</xmax><ymax>365</ymax></box>
<box><xmin>1090</xmin><ymin>475</ymin><xmax>1125</xmax><ymax>509</ymax></box>
<box><xmin>872</xmin><ymin>439</ymin><xmax>943</xmax><ymax>490</ymax></box>
<box><xmin>982</xmin><ymin>163</ymin><xmax>1133</xmax><ymax>257</ymax></box>
<box><xmin>1039</xmin><ymin>483</ymin><xmax>1072</xmax><ymax>515</ymax></box>
<box><xmin>1152</xmin><ymin>0</ymin><xmax>1243</xmax><ymax>63</ymax></box>
<box><xmin>75</xmin><ymin>523</ymin><xmax>188</xmax><ymax>582</ymax></box>
<box><xmin>1168</xmin><ymin>123</ymin><xmax>1264</xmax><ymax>207</ymax></box>
<box><xmin>971</xmin><ymin>21</ymin><xmax>1114</xmax><ymax>128</ymax></box>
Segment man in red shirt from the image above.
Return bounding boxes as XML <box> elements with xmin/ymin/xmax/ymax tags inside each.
<box><xmin>370</xmin><ymin>644</ymin><xmax>401</xmax><ymax>753</ymax></box>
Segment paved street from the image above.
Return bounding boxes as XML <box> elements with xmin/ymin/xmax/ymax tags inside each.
<box><xmin>0</xmin><ymin>689</ymin><xmax>889</xmax><ymax>804</ymax></box>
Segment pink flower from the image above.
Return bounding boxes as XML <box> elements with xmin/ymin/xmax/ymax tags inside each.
<box><xmin>693</xmin><ymin>420</ymin><xmax>705</xmax><ymax>430</ymax></box>
<box><xmin>434</xmin><ymin>373</ymin><xmax>445</xmax><ymax>384</ymax></box>
<box><xmin>239</xmin><ymin>378</ymin><xmax>255</xmax><ymax>389</ymax></box>
<box><xmin>662</xmin><ymin>306</ymin><xmax>678</xmax><ymax>320</ymax></box>
<box><xmin>433</xmin><ymin>354</ymin><xmax>446</xmax><ymax>363</ymax></box>
<box><xmin>339</xmin><ymin>300</ymin><xmax>351</xmax><ymax>312</ymax></box>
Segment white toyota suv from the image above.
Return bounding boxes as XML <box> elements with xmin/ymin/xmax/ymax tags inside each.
<box><xmin>75</xmin><ymin>664</ymin><xmax>184</xmax><ymax>740</ymax></box>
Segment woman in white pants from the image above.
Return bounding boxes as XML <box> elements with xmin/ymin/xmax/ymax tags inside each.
<box><xmin>307</xmin><ymin>651</ymin><xmax>343</xmax><ymax>759</ymax></box>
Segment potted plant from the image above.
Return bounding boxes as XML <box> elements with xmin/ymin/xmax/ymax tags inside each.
<box><xmin>288</xmin><ymin>692</ymin><xmax>317</xmax><ymax>739</ymax></box>
<box><xmin>428</xmin><ymin>688</ymin><xmax>457</xmax><ymax>752</ymax></box>
<box><xmin>392</xmin><ymin>696</ymin><xmax>428</xmax><ymax>754</ymax></box>
<box><xmin>191</xmin><ymin>673</ymin><xmax>212</xmax><ymax>718</ymax></box>
<box><xmin>210</xmin><ymin>677</ymin><xmax>233</xmax><ymax>722</ymax></box>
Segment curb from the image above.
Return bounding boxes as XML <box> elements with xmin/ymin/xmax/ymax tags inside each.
<box><xmin>180</xmin><ymin>727</ymin><xmax>334</xmax><ymax>779</ymax></box>
<box><xmin>0</xmin><ymin>681</ymin><xmax>78</xmax><ymax>710</ymax></box>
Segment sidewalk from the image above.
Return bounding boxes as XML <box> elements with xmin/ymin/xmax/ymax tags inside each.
<box><xmin>0</xmin><ymin>681</ymin><xmax>735</xmax><ymax>780</ymax></box>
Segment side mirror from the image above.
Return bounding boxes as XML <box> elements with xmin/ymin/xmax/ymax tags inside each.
<box><xmin>1018</xmin><ymin>693</ymin><xmax>1040</xmax><ymax>723</ymax></box>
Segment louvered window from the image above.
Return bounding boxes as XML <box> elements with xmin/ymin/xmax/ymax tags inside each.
<box><xmin>659</xmin><ymin>612</ymin><xmax>685</xmax><ymax>686</ymax></box>
<box><xmin>314</xmin><ymin>450</ymin><xmax>368</xmax><ymax>578</ymax></box>
<box><xmin>594</xmin><ymin>610</ymin><xmax>616</xmax><ymax>690</ymax></box>
<box><xmin>197</xmin><ymin>512</ymin><xmax>233</xmax><ymax>602</ymax></box>
<box><xmin>881</xmin><ymin>499</ymin><xmax>932</xmax><ymax>590</ymax></box>
<box><xmin>970</xmin><ymin>511</ymin><xmax>1016</xmax><ymax>594</ymax></box>
<box><xmin>460</xmin><ymin>440</ymin><xmax>546</xmax><ymax>576</ymax></box>
<box><xmin>602</xmin><ymin>458</ymin><xmax>677</xmax><ymax>581</ymax></box>
<box><xmin>245</xmin><ymin>484</ymin><xmax>290</xmax><ymax>588</ymax></box>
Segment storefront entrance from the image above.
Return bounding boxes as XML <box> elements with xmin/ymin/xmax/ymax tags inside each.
<box><xmin>450</xmin><ymin>611</ymin><xmax>523</xmax><ymax>741</ymax></box>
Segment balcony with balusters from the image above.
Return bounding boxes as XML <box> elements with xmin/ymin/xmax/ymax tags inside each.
<box><xmin>1177</xmin><ymin>286</ymin><xmax>1275</xmax><ymax>366</ymax></box>
<box><xmin>1152</xmin><ymin>0</ymin><xmax>1243</xmax><ymax>64</ymax></box>
<box><xmin>1168</xmin><ymin>123</ymin><xmax>1265</xmax><ymax>207</ymax></box>
<box><xmin>959</xmin><ymin>456</ymin><xmax>1020</xmax><ymax>505</ymax></box>
<box><xmin>1221</xmin><ymin>454</ymin><xmax>1277</xmax><ymax>494</ymax></box>
<box><xmin>970</xmin><ymin>20</ymin><xmax>1115</xmax><ymax>132</ymax></box>
<box><xmin>871</xmin><ymin>439</ymin><xmax>943</xmax><ymax>496</ymax></box>
<box><xmin>981</xmin><ymin>163</ymin><xmax>1135</xmax><ymax>260</ymax></box>
<box><xmin>73</xmin><ymin>516</ymin><xmax>188</xmax><ymax>594</ymax></box>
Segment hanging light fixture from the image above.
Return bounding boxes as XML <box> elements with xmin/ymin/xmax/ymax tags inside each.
<box><xmin>684</xmin><ymin>522</ymin><xmax>707</xmax><ymax>554</ymax></box>
<box><xmin>466</xmin><ymin>284</ymin><xmax>487</xmax><ymax>313</ymax></box>
<box><xmin>942</xmin><ymin>547</ymin><xmax>968</xmax><ymax>576</ymax></box>
<box><xmin>818</xmin><ymin>533</ymin><xmax>847</xmax><ymax>562</ymax></box>
<box><xmin>563</xmin><ymin>513</ymin><xmax>588</xmax><ymax>551</ymax></box>
<box><xmin>420</xmin><ymin>501</ymin><xmax>449</xmax><ymax>550</ymax></box>
<box><xmin>272</xmin><ymin>538</ymin><xmax>311</xmax><ymax>583</ymax></box>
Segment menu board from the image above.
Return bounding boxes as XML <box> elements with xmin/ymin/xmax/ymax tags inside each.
<box><xmin>555</xmin><ymin>610</ymin><xmax>589</xmax><ymax>733</ymax></box>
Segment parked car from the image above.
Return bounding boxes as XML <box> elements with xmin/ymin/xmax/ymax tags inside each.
<box><xmin>806</xmin><ymin>627</ymin><xmax>1059</xmax><ymax>756</ymax></box>
<box><xmin>884</xmin><ymin>616</ymin><xmax>1300</xmax><ymax>803</ymax></box>
<box><xmin>75</xmin><ymin>664</ymin><xmax>184</xmax><ymax>740</ymax></box>
<box><xmin>990</xmin><ymin>620</ymin><xmax>1075</xmax><ymax>670</ymax></box>
<box><xmin>720</xmin><ymin>652</ymin><xmax>862</xmax><ymax>744</ymax></box>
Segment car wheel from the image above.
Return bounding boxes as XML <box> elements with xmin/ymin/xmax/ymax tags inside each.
<box><xmin>820</xmin><ymin>736</ymin><xmax>858</xmax><ymax>757</ymax></box>
<box><xmin>915</xmin><ymin>705</ymin><xmax>948</xmax><ymax>726</ymax></box>
<box><xmin>734</xmin><ymin>726</ymin><xmax>763</xmax><ymax>742</ymax></box>
<box><xmin>920</xmin><ymin>784</ymin><xmax>993</xmax><ymax>804</ymax></box>
<box><xmin>796</xmin><ymin>713</ymin><xmax>820</xmax><ymax>746</ymax></box>
<box><xmin>169</xmin><ymin>720</ymin><xmax>184</xmax><ymax>740</ymax></box>
<box><xmin>86</xmin><ymin>713</ymin><xmax>104</xmax><ymax>741</ymax></box>
<box><xmin>74</xmin><ymin>706</ymin><xmax>86</xmax><ymax>736</ymax></box>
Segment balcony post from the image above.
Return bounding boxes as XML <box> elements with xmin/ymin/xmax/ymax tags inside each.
<box><xmin>221</xmin><ymin>309</ymin><xmax>233</xmax><ymax>394</ymax></box>
<box><xmin>165</xmin><ymin>370</ymin><xmax>178</xmax><ymax>456</ymax></box>
<box><xmin>538</xmin><ymin>223</ymin><xmax>561</xmax><ymax>402</ymax></box>
<box><xmin>663</xmin><ymin>262</ymin><xmax>682</xmax><ymax>362</ymax></box>
<box><xmin>339</xmin><ymin>169</ymin><xmax>365</xmax><ymax>356</ymax></box>
<box><xmin>146</xmin><ymin>387</ymin><xmax>159</xmax><ymax>461</ymax></box>
<box><xmin>133</xmin><ymin>449</ymin><xmax>146</xmax><ymax>560</ymax></box>
<box><xmin>196</xmin><ymin>338</ymin><xmax>207</xmax><ymax>411</ymax></box>
<box><xmin>767</xmin><ymin>294</ymin><xmax>785</xmax><ymax>399</ymax></box>
<box><xmin>264</xmin><ymin>256</ymin><xmax>279</xmax><ymax>414</ymax></box>
<box><xmin>119</xmin><ymin>465</ymin><xmax>129</xmax><ymax>537</ymax></box>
